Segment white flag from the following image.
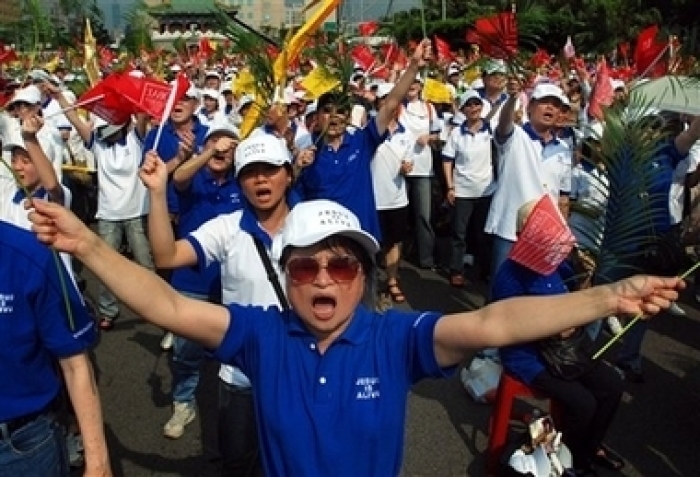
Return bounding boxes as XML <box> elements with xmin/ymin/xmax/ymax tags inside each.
<box><xmin>563</xmin><ymin>36</ymin><xmax>576</xmax><ymax>59</ymax></box>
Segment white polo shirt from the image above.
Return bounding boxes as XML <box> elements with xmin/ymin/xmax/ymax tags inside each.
<box><xmin>485</xmin><ymin>123</ymin><xmax>572</xmax><ymax>241</ymax></box>
<box><xmin>371</xmin><ymin>123</ymin><xmax>414</xmax><ymax>210</ymax></box>
<box><xmin>0</xmin><ymin>178</ymin><xmax>72</xmax><ymax>230</ymax></box>
<box><xmin>442</xmin><ymin>122</ymin><xmax>496</xmax><ymax>198</ymax></box>
<box><xmin>669</xmin><ymin>140</ymin><xmax>700</xmax><ymax>224</ymax></box>
<box><xmin>90</xmin><ymin>130</ymin><xmax>148</xmax><ymax>220</ymax></box>
<box><xmin>399</xmin><ymin>100</ymin><xmax>440</xmax><ymax>177</ymax></box>
<box><xmin>188</xmin><ymin>209</ymin><xmax>285</xmax><ymax>386</ymax></box>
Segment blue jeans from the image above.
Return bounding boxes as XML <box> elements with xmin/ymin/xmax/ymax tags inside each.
<box><xmin>97</xmin><ymin>217</ymin><xmax>154</xmax><ymax>317</ymax></box>
<box><xmin>449</xmin><ymin>196</ymin><xmax>491</xmax><ymax>273</ymax></box>
<box><xmin>0</xmin><ymin>414</ymin><xmax>69</xmax><ymax>477</ymax></box>
<box><xmin>172</xmin><ymin>292</ymin><xmax>208</xmax><ymax>404</ymax></box>
<box><xmin>406</xmin><ymin>176</ymin><xmax>435</xmax><ymax>268</ymax></box>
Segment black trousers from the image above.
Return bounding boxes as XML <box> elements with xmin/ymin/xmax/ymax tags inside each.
<box><xmin>531</xmin><ymin>361</ymin><xmax>623</xmax><ymax>469</ymax></box>
<box><xmin>217</xmin><ymin>382</ymin><xmax>264</xmax><ymax>477</ymax></box>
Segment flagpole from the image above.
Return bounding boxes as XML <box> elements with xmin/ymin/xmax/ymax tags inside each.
<box><xmin>43</xmin><ymin>94</ymin><xmax>106</xmax><ymax>119</ymax></box>
<box><xmin>419</xmin><ymin>0</ymin><xmax>427</xmax><ymax>38</ymax></box>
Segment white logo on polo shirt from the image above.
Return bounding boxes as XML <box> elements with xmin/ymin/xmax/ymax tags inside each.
<box><xmin>0</xmin><ymin>293</ymin><xmax>14</xmax><ymax>313</ymax></box>
<box><xmin>355</xmin><ymin>376</ymin><xmax>380</xmax><ymax>400</ymax></box>
<box><xmin>347</xmin><ymin>149</ymin><xmax>360</xmax><ymax>163</ymax></box>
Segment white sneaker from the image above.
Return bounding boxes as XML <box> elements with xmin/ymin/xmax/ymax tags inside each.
<box><xmin>607</xmin><ymin>316</ymin><xmax>624</xmax><ymax>336</ymax></box>
<box><xmin>668</xmin><ymin>302</ymin><xmax>687</xmax><ymax>317</ymax></box>
<box><xmin>160</xmin><ymin>331</ymin><xmax>174</xmax><ymax>351</ymax></box>
<box><xmin>163</xmin><ymin>402</ymin><xmax>196</xmax><ymax>439</ymax></box>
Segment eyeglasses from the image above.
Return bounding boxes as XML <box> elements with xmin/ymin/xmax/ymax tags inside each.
<box><xmin>286</xmin><ymin>255</ymin><xmax>361</xmax><ymax>284</ymax></box>
<box><xmin>464</xmin><ymin>100</ymin><xmax>482</xmax><ymax>108</ymax></box>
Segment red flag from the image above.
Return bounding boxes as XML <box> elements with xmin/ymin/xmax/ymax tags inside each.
<box><xmin>508</xmin><ymin>195</ymin><xmax>576</xmax><ymax>275</ymax></box>
<box><xmin>351</xmin><ymin>44</ymin><xmax>376</xmax><ymax>71</ymax></box>
<box><xmin>473</xmin><ymin>12</ymin><xmax>518</xmax><ymax>60</ymax></box>
<box><xmin>117</xmin><ymin>75</ymin><xmax>175</xmax><ymax>120</ymax></box>
<box><xmin>78</xmin><ymin>74</ymin><xmax>136</xmax><ymax>125</ymax></box>
<box><xmin>98</xmin><ymin>46</ymin><xmax>115</xmax><ymax>69</ymax></box>
<box><xmin>588</xmin><ymin>58</ymin><xmax>614</xmax><ymax>120</ymax></box>
<box><xmin>634</xmin><ymin>25</ymin><xmax>668</xmax><ymax>78</ymax></box>
<box><xmin>0</xmin><ymin>43</ymin><xmax>18</xmax><ymax>64</ymax></box>
<box><xmin>530</xmin><ymin>48</ymin><xmax>551</xmax><ymax>68</ymax></box>
<box><xmin>358</xmin><ymin>21</ymin><xmax>379</xmax><ymax>37</ymax></box>
<box><xmin>381</xmin><ymin>42</ymin><xmax>407</xmax><ymax>70</ymax></box>
<box><xmin>433</xmin><ymin>36</ymin><xmax>454</xmax><ymax>62</ymax></box>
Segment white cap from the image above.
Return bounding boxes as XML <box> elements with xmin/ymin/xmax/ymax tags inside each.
<box><xmin>483</xmin><ymin>60</ymin><xmax>507</xmax><ymax>75</ymax></box>
<box><xmin>376</xmin><ymin>83</ymin><xmax>394</xmax><ymax>99</ymax></box>
<box><xmin>64</xmin><ymin>73</ymin><xmax>76</xmax><ymax>82</ymax></box>
<box><xmin>611</xmin><ymin>79</ymin><xmax>626</xmax><ymax>91</ymax></box>
<box><xmin>201</xmin><ymin>88</ymin><xmax>221</xmax><ymax>100</ymax></box>
<box><xmin>8</xmin><ymin>86</ymin><xmax>42</xmax><ymax>107</ymax></box>
<box><xmin>2</xmin><ymin>130</ymin><xmax>27</xmax><ymax>152</ymax></box>
<box><xmin>447</xmin><ymin>63</ymin><xmax>461</xmax><ymax>76</ymax></box>
<box><xmin>457</xmin><ymin>89</ymin><xmax>483</xmax><ymax>109</ymax></box>
<box><xmin>531</xmin><ymin>83</ymin><xmax>567</xmax><ymax>103</ymax></box>
<box><xmin>205</xmin><ymin>70</ymin><xmax>221</xmax><ymax>79</ymax></box>
<box><xmin>237</xmin><ymin>95</ymin><xmax>255</xmax><ymax>112</ymax></box>
<box><xmin>304</xmin><ymin>101</ymin><xmax>318</xmax><ymax>117</ymax></box>
<box><xmin>470</xmin><ymin>78</ymin><xmax>484</xmax><ymax>89</ymax></box>
<box><xmin>205</xmin><ymin>121</ymin><xmax>240</xmax><ymax>141</ymax></box>
<box><xmin>272</xmin><ymin>199</ymin><xmax>380</xmax><ymax>261</ymax></box>
<box><xmin>27</xmin><ymin>69</ymin><xmax>53</xmax><ymax>83</ymax></box>
<box><xmin>170</xmin><ymin>64</ymin><xmax>182</xmax><ymax>72</ymax></box>
<box><xmin>234</xmin><ymin>134</ymin><xmax>291</xmax><ymax>177</ymax></box>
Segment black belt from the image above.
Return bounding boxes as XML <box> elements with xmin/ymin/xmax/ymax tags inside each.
<box><xmin>1</xmin><ymin>405</ymin><xmax>52</xmax><ymax>435</ymax></box>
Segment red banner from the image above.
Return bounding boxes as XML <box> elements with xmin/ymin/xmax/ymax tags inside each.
<box><xmin>471</xmin><ymin>12</ymin><xmax>518</xmax><ymax>60</ymax></box>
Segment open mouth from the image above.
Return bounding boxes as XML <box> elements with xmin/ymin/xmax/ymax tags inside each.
<box><xmin>312</xmin><ymin>295</ymin><xmax>337</xmax><ymax>319</ymax></box>
<box><xmin>254</xmin><ymin>187</ymin><xmax>272</xmax><ymax>200</ymax></box>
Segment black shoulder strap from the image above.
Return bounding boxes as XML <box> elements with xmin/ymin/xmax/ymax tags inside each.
<box><xmin>252</xmin><ymin>237</ymin><xmax>290</xmax><ymax>311</ymax></box>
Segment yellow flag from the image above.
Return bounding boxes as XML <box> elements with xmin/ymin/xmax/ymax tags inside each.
<box><xmin>272</xmin><ymin>0</ymin><xmax>340</xmax><ymax>88</ymax></box>
<box><xmin>422</xmin><ymin>78</ymin><xmax>453</xmax><ymax>104</ymax></box>
<box><xmin>83</xmin><ymin>18</ymin><xmax>100</xmax><ymax>86</ymax></box>
<box><xmin>239</xmin><ymin>101</ymin><xmax>264</xmax><ymax>140</ymax></box>
<box><xmin>300</xmin><ymin>67</ymin><xmax>340</xmax><ymax>99</ymax></box>
<box><xmin>233</xmin><ymin>69</ymin><xmax>257</xmax><ymax>96</ymax></box>
<box><xmin>44</xmin><ymin>54</ymin><xmax>61</xmax><ymax>73</ymax></box>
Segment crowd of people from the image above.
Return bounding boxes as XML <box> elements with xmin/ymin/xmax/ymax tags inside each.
<box><xmin>0</xmin><ymin>33</ymin><xmax>696</xmax><ymax>476</ymax></box>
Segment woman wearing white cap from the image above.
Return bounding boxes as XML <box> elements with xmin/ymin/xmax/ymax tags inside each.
<box><xmin>142</xmin><ymin>133</ymin><xmax>297</xmax><ymax>476</ymax></box>
<box><xmin>30</xmin><ymin>196</ymin><xmax>683</xmax><ymax>476</ymax></box>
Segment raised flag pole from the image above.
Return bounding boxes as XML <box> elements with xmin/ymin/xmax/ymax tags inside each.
<box><xmin>43</xmin><ymin>94</ymin><xmax>105</xmax><ymax>119</ymax></box>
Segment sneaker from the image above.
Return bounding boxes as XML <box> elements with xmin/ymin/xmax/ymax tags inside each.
<box><xmin>163</xmin><ymin>402</ymin><xmax>196</xmax><ymax>439</ymax></box>
<box><xmin>160</xmin><ymin>331</ymin><xmax>174</xmax><ymax>351</ymax></box>
<box><xmin>667</xmin><ymin>302</ymin><xmax>687</xmax><ymax>317</ymax></box>
<box><xmin>606</xmin><ymin>316</ymin><xmax>624</xmax><ymax>336</ymax></box>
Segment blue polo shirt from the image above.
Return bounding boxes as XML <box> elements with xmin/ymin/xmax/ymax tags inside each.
<box><xmin>142</xmin><ymin>117</ymin><xmax>209</xmax><ymax>215</ymax></box>
<box><xmin>170</xmin><ymin>169</ymin><xmax>244</xmax><ymax>299</ymax></box>
<box><xmin>0</xmin><ymin>221</ymin><xmax>96</xmax><ymax>421</ymax></box>
<box><xmin>491</xmin><ymin>258</ymin><xmax>569</xmax><ymax>385</ymax></box>
<box><xmin>214</xmin><ymin>304</ymin><xmax>453</xmax><ymax>476</ymax></box>
<box><xmin>295</xmin><ymin>119</ymin><xmax>385</xmax><ymax>241</ymax></box>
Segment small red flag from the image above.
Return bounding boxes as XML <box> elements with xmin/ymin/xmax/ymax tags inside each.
<box><xmin>530</xmin><ymin>48</ymin><xmax>551</xmax><ymax>68</ymax></box>
<box><xmin>0</xmin><ymin>43</ymin><xmax>18</xmax><ymax>65</ymax></box>
<box><xmin>358</xmin><ymin>21</ymin><xmax>379</xmax><ymax>37</ymax></box>
<box><xmin>199</xmin><ymin>38</ymin><xmax>214</xmax><ymax>58</ymax></box>
<box><xmin>78</xmin><ymin>74</ymin><xmax>136</xmax><ymax>125</ymax></box>
<box><xmin>588</xmin><ymin>58</ymin><xmax>614</xmax><ymax>120</ymax></box>
<box><xmin>351</xmin><ymin>44</ymin><xmax>376</xmax><ymax>71</ymax></box>
<box><xmin>634</xmin><ymin>25</ymin><xmax>668</xmax><ymax>78</ymax></box>
<box><xmin>433</xmin><ymin>36</ymin><xmax>454</xmax><ymax>62</ymax></box>
<box><xmin>473</xmin><ymin>12</ymin><xmax>518</xmax><ymax>60</ymax></box>
<box><xmin>508</xmin><ymin>195</ymin><xmax>576</xmax><ymax>275</ymax></box>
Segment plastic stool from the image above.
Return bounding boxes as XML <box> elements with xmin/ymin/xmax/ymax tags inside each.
<box><xmin>486</xmin><ymin>373</ymin><xmax>560</xmax><ymax>476</ymax></box>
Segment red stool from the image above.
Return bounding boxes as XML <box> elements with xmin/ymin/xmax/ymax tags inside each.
<box><xmin>486</xmin><ymin>373</ymin><xmax>561</xmax><ymax>476</ymax></box>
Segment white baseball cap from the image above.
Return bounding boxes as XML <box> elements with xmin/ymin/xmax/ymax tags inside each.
<box><xmin>375</xmin><ymin>83</ymin><xmax>395</xmax><ymax>99</ymax></box>
<box><xmin>7</xmin><ymin>86</ymin><xmax>42</xmax><ymax>107</ymax></box>
<box><xmin>2</xmin><ymin>130</ymin><xmax>28</xmax><ymax>152</ymax></box>
<box><xmin>204</xmin><ymin>121</ymin><xmax>239</xmax><ymax>141</ymax></box>
<box><xmin>237</xmin><ymin>95</ymin><xmax>255</xmax><ymax>112</ymax></box>
<box><xmin>201</xmin><ymin>88</ymin><xmax>221</xmax><ymax>100</ymax></box>
<box><xmin>457</xmin><ymin>90</ymin><xmax>483</xmax><ymax>109</ymax></box>
<box><xmin>531</xmin><ymin>83</ymin><xmax>567</xmax><ymax>103</ymax></box>
<box><xmin>483</xmin><ymin>60</ymin><xmax>507</xmax><ymax>75</ymax></box>
<box><xmin>272</xmin><ymin>199</ymin><xmax>380</xmax><ymax>261</ymax></box>
<box><xmin>234</xmin><ymin>134</ymin><xmax>291</xmax><ymax>177</ymax></box>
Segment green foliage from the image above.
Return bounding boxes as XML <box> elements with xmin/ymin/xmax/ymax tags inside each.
<box><xmin>122</xmin><ymin>1</ymin><xmax>153</xmax><ymax>55</ymax></box>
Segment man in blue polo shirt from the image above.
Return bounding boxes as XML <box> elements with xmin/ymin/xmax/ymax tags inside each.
<box><xmin>295</xmin><ymin>39</ymin><xmax>432</xmax><ymax>241</ymax></box>
<box><xmin>0</xmin><ymin>220</ymin><xmax>110</xmax><ymax>475</ymax></box>
<box><xmin>152</xmin><ymin>121</ymin><xmax>243</xmax><ymax>439</ymax></box>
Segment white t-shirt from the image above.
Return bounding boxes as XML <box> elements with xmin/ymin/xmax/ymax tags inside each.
<box><xmin>371</xmin><ymin>123</ymin><xmax>414</xmax><ymax>210</ymax></box>
<box><xmin>485</xmin><ymin>124</ymin><xmax>572</xmax><ymax>241</ymax></box>
<box><xmin>442</xmin><ymin>122</ymin><xmax>496</xmax><ymax>198</ymax></box>
<box><xmin>568</xmin><ymin>164</ymin><xmax>608</xmax><ymax>250</ymax></box>
<box><xmin>399</xmin><ymin>100</ymin><xmax>440</xmax><ymax>177</ymax></box>
<box><xmin>189</xmin><ymin>210</ymin><xmax>285</xmax><ymax>386</ymax></box>
<box><xmin>90</xmin><ymin>130</ymin><xmax>148</xmax><ymax>220</ymax></box>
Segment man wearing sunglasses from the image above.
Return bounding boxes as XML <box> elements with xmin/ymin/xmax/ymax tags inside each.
<box><xmin>30</xmin><ymin>195</ymin><xmax>682</xmax><ymax>476</ymax></box>
<box><xmin>295</xmin><ymin>39</ymin><xmax>433</xmax><ymax>242</ymax></box>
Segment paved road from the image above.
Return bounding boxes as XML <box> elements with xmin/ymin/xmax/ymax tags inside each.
<box><xmin>82</xmin><ymin>261</ymin><xmax>700</xmax><ymax>476</ymax></box>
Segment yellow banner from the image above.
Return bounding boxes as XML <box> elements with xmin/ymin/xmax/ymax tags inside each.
<box><xmin>423</xmin><ymin>78</ymin><xmax>452</xmax><ymax>104</ymax></box>
<box><xmin>300</xmin><ymin>67</ymin><xmax>340</xmax><ymax>99</ymax></box>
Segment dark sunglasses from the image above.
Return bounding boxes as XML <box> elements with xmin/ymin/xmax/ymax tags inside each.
<box><xmin>286</xmin><ymin>255</ymin><xmax>360</xmax><ymax>284</ymax></box>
